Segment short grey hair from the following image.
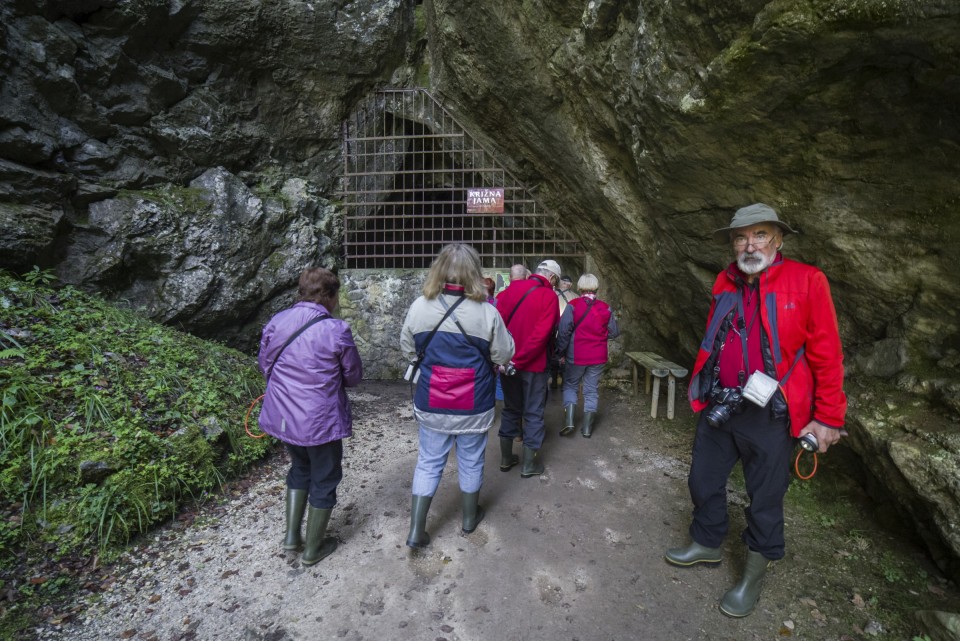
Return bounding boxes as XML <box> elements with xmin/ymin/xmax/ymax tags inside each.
<box><xmin>577</xmin><ymin>273</ymin><xmax>599</xmax><ymax>292</ymax></box>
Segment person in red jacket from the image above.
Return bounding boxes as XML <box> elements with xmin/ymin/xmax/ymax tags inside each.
<box><xmin>665</xmin><ymin>203</ymin><xmax>847</xmax><ymax>618</ymax></box>
<box><xmin>495</xmin><ymin>259</ymin><xmax>562</xmax><ymax>477</ymax></box>
<box><xmin>555</xmin><ymin>273</ymin><xmax>619</xmax><ymax>437</ymax></box>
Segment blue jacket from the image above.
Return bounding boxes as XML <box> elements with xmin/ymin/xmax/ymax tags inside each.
<box><xmin>258</xmin><ymin>302</ymin><xmax>363</xmax><ymax>446</ymax></box>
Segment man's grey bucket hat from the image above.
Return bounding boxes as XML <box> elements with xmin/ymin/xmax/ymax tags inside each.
<box><xmin>712</xmin><ymin>203</ymin><xmax>797</xmax><ymax>243</ymax></box>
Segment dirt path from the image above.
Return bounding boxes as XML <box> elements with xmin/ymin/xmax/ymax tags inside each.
<box><xmin>34</xmin><ymin>381</ymin><xmax>960</xmax><ymax>641</ymax></box>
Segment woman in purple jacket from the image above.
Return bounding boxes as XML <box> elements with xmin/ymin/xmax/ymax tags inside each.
<box><xmin>258</xmin><ymin>267</ymin><xmax>363</xmax><ymax>566</ymax></box>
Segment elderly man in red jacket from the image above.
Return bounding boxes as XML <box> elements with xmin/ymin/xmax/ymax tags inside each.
<box><xmin>496</xmin><ymin>259</ymin><xmax>562</xmax><ymax>477</ymax></box>
<box><xmin>665</xmin><ymin>203</ymin><xmax>847</xmax><ymax>617</ymax></box>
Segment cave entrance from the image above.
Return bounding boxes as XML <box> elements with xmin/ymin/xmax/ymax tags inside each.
<box><xmin>339</xmin><ymin>88</ymin><xmax>585</xmax><ymax>275</ymax></box>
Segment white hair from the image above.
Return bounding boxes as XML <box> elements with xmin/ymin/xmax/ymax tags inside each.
<box><xmin>577</xmin><ymin>273</ymin><xmax>599</xmax><ymax>292</ymax></box>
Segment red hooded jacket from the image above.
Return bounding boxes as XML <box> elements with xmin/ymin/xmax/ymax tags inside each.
<box><xmin>687</xmin><ymin>256</ymin><xmax>847</xmax><ymax>437</ymax></box>
<box><xmin>496</xmin><ymin>274</ymin><xmax>559</xmax><ymax>372</ymax></box>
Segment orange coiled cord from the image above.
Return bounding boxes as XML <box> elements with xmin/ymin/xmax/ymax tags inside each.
<box><xmin>794</xmin><ymin>448</ymin><xmax>818</xmax><ymax>480</ymax></box>
<box><xmin>245</xmin><ymin>395</ymin><xmax>266</xmax><ymax>438</ymax></box>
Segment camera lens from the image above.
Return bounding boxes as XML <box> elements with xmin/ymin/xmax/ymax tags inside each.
<box><xmin>705</xmin><ymin>403</ymin><xmax>732</xmax><ymax>428</ymax></box>
<box><xmin>799</xmin><ymin>433</ymin><xmax>819</xmax><ymax>452</ymax></box>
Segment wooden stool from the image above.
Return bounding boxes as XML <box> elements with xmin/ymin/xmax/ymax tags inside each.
<box><xmin>626</xmin><ymin>351</ymin><xmax>689</xmax><ymax>419</ymax></box>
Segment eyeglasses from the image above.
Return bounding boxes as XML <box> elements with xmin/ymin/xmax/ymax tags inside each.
<box><xmin>732</xmin><ymin>233</ymin><xmax>777</xmax><ymax>249</ymax></box>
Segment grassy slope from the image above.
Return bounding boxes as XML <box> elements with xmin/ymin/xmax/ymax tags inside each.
<box><xmin>0</xmin><ymin>269</ymin><xmax>272</xmax><ymax>633</ymax></box>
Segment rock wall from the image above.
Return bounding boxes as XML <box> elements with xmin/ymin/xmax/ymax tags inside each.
<box><xmin>339</xmin><ymin>270</ymin><xmax>426</xmax><ymax>380</ymax></box>
<box><xmin>3</xmin><ymin>0</ymin><xmax>960</xmax><ymax>579</ymax></box>
<box><xmin>0</xmin><ymin>0</ymin><xmax>417</xmax><ymax>347</ymax></box>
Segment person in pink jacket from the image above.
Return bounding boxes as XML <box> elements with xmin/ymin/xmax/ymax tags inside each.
<box><xmin>258</xmin><ymin>267</ymin><xmax>363</xmax><ymax>566</ymax></box>
<box><xmin>555</xmin><ymin>273</ymin><xmax>620</xmax><ymax>438</ymax></box>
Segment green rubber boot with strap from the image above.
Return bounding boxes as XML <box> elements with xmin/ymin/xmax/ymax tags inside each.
<box><xmin>283</xmin><ymin>488</ymin><xmax>308</xmax><ymax>550</ymax></box>
<box><xmin>301</xmin><ymin>506</ymin><xmax>338</xmax><ymax>566</ymax></box>
<box><xmin>461</xmin><ymin>491</ymin><xmax>485</xmax><ymax>534</ymax></box>
<box><xmin>560</xmin><ymin>404</ymin><xmax>575</xmax><ymax>436</ymax></box>
<box><xmin>520</xmin><ymin>446</ymin><xmax>544</xmax><ymax>478</ymax></box>
<box><xmin>499</xmin><ymin>437</ymin><xmax>518</xmax><ymax>472</ymax></box>
<box><xmin>719</xmin><ymin>549</ymin><xmax>771</xmax><ymax>617</ymax></box>
<box><xmin>664</xmin><ymin>540</ymin><xmax>722</xmax><ymax>567</ymax></box>
<box><xmin>581</xmin><ymin>412</ymin><xmax>596</xmax><ymax>438</ymax></box>
<box><xmin>406</xmin><ymin>495</ymin><xmax>432</xmax><ymax>549</ymax></box>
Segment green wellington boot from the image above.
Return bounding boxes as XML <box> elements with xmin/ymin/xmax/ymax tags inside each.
<box><xmin>283</xmin><ymin>488</ymin><xmax>308</xmax><ymax>550</ymax></box>
<box><xmin>301</xmin><ymin>507</ymin><xmax>338</xmax><ymax>566</ymax></box>
<box><xmin>664</xmin><ymin>540</ymin><xmax>723</xmax><ymax>567</ymax></box>
<box><xmin>560</xmin><ymin>404</ymin><xmax>576</xmax><ymax>436</ymax></box>
<box><xmin>499</xmin><ymin>437</ymin><xmax>519</xmax><ymax>472</ymax></box>
<box><xmin>719</xmin><ymin>549</ymin><xmax>771</xmax><ymax>617</ymax></box>
<box><xmin>581</xmin><ymin>412</ymin><xmax>596</xmax><ymax>438</ymax></box>
<box><xmin>461</xmin><ymin>491</ymin><xmax>485</xmax><ymax>534</ymax></box>
<box><xmin>520</xmin><ymin>446</ymin><xmax>544</xmax><ymax>478</ymax></box>
<box><xmin>406</xmin><ymin>495</ymin><xmax>433</xmax><ymax>548</ymax></box>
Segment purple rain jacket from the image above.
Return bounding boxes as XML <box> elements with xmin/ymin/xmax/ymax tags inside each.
<box><xmin>257</xmin><ymin>301</ymin><xmax>363</xmax><ymax>447</ymax></box>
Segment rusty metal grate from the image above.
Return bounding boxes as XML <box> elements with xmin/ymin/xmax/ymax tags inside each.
<box><xmin>339</xmin><ymin>88</ymin><xmax>584</xmax><ymax>270</ymax></box>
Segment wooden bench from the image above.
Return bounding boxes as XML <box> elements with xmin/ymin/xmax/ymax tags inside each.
<box><xmin>626</xmin><ymin>351</ymin><xmax>689</xmax><ymax>420</ymax></box>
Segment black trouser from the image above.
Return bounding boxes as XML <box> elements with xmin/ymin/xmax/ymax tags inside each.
<box><xmin>498</xmin><ymin>370</ymin><xmax>549</xmax><ymax>449</ymax></box>
<box><xmin>687</xmin><ymin>401</ymin><xmax>793</xmax><ymax>560</ymax></box>
<box><xmin>286</xmin><ymin>440</ymin><xmax>344</xmax><ymax>509</ymax></box>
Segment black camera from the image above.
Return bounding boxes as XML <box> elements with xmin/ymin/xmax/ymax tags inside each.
<box><xmin>705</xmin><ymin>386</ymin><xmax>744</xmax><ymax>428</ymax></box>
<box><xmin>499</xmin><ymin>362</ymin><xmax>517</xmax><ymax>377</ymax></box>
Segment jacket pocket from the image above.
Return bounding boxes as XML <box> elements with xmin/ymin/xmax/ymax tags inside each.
<box><xmin>429</xmin><ymin>365</ymin><xmax>476</xmax><ymax>410</ymax></box>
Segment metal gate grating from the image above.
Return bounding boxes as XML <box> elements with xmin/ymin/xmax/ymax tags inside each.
<box><xmin>339</xmin><ymin>88</ymin><xmax>584</xmax><ymax>269</ymax></box>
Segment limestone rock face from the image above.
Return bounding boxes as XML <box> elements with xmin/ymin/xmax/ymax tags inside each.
<box><xmin>56</xmin><ymin>166</ymin><xmax>339</xmax><ymax>349</ymax></box>
<box><xmin>0</xmin><ymin>0</ymin><xmax>414</xmax><ymax>345</ymax></box>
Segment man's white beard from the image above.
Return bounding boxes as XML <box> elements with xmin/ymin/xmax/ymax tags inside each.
<box><xmin>738</xmin><ymin>251</ymin><xmax>774</xmax><ymax>275</ymax></box>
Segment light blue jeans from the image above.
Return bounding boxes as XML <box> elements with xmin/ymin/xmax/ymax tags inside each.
<box><xmin>562</xmin><ymin>363</ymin><xmax>605</xmax><ymax>412</ymax></box>
<box><xmin>411</xmin><ymin>426</ymin><xmax>488</xmax><ymax>496</ymax></box>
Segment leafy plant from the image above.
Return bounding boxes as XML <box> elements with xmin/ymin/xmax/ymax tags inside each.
<box><xmin>0</xmin><ymin>269</ymin><xmax>270</xmax><ymax>567</ymax></box>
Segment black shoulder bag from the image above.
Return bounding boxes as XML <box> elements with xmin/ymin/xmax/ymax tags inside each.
<box><xmin>266</xmin><ymin>314</ymin><xmax>331</xmax><ymax>382</ymax></box>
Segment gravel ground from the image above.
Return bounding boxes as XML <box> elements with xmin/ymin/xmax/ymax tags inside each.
<box><xmin>28</xmin><ymin>381</ymin><xmax>960</xmax><ymax>641</ymax></box>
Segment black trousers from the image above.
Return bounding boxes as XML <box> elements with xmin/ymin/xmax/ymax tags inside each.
<box><xmin>286</xmin><ymin>440</ymin><xmax>344</xmax><ymax>509</ymax></box>
<box><xmin>498</xmin><ymin>370</ymin><xmax>549</xmax><ymax>449</ymax></box>
<box><xmin>687</xmin><ymin>401</ymin><xmax>793</xmax><ymax>560</ymax></box>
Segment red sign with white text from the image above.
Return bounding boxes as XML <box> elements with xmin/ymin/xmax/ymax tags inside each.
<box><xmin>466</xmin><ymin>188</ymin><xmax>504</xmax><ymax>214</ymax></box>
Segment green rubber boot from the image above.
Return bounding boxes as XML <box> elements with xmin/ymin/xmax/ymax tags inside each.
<box><xmin>664</xmin><ymin>541</ymin><xmax>722</xmax><ymax>567</ymax></box>
<box><xmin>301</xmin><ymin>507</ymin><xmax>337</xmax><ymax>566</ymax></box>
<box><xmin>499</xmin><ymin>437</ymin><xmax>519</xmax><ymax>472</ymax></box>
<box><xmin>719</xmin><ymin>549</ymin><xmax>771</xmax><ymax>617</ymax></box>
<box><xmin>560</xmin><ymin>404</ymin><xmax>575</xmax><ymax>436</ymax></box>
<box><xmin>520</xmin><ymin>446</ymin><xmax>544</xmax><ymax>478</ymax></box>
<box><xmin>581</xmin><ymin>412</ymin><xmax>596</xmax><ymax>438</ymax></box>
<box><xmin>283</xmin><ymin>488</ymin><xmax>308</xmax><ymax>550</ymax></box>
<box><xmin>406</xmin><ymin>495</ymin><xmax>433</xmax><ymax>549</ymax></box>
<box><xmin>461</xmin><ymin>491</ymin><xmax>485</xmax><ymax>534</ymax></box>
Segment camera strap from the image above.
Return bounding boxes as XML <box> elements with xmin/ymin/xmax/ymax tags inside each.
<box><xmin>735</xmin><ymin>289</ymin><xmax>761</xmax><ymax>379</ymax></box>
<box><xmin>412</xmin><ymin>295</ymin><xmax>466</xmax><ymax>371</ymax></box>
<box><xmin>266</xmin><ymin>314</ymin><xmax>332</xmax><ymax>382</ymax></box>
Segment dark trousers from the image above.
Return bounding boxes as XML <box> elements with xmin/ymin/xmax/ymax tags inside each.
<box><xmin>286</xmin><ymin>440</ymin><xmax>344</xmax><ymax>509</ymax></box>
<box><xmin>687</xmin><ymin>402</ymin><xmax>793</xmax><ymax>560</ymax></box>
<box><xmin>498</xmin><ymin>370</ymin><xmax>549</xmax><ymax>449</ymax></box>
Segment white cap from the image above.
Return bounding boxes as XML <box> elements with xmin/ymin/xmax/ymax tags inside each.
<box><xmin>537</xmin><ymin>259</ymin><xmax>562</xmax><ymax>280</ymax></box>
